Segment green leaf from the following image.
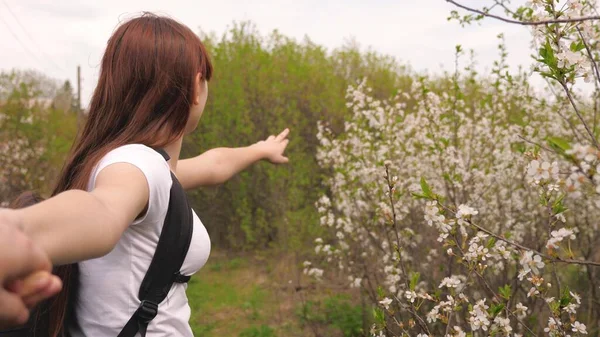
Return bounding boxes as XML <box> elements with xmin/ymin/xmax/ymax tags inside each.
<box><xmin>376</xmin><ymin>286</ymin><xmax>385</xmax><ymax>299</ymax></box>
<box><xmin>489</xmin><ymin>303</ymin><xmax>505</xmax><ymax>316</ymax></box>
<box><xmin>420</xmin><ymin>177</ymin><xmax>432</xmax><ymax>198</ymax></box>
<box><xmin>486</xmin><ymin>237</ymin><xmax>496</xmax><ymax>249</ymax></box>
<box><xmin>373</xmin><ymin>307</ymin><xmax>385</xmax><ymax>325</ymax></box>
<box><xmin>552</xmin><ymin>194</ymin><xmax>567</xmax><ymax>214</ymax></box>
<box><xmin>570</xmin><ymin>40</ymin><xmax>586</xmax><ymax>52</ymax></box>
<box><xmin>499</xmin><ymin>284</ymin><xmax>512</xmax><ymax>300</ymax></box>
<box><xmin>409</xmin><ymin>272</ymin><xmax>420</xmax><ymax>291</ymax></box>
<box><xmin>547</xmin><ymin>136</ymin><xmax>571</xmax><ymax>152</ymax></box>
<box><xmin>411</xmin><ymin>192</ymin><xmax>428</xmax><ymax>200</ymax></box>
<box><xmin>560</xmin><ymin>287</ymin><xmax>572</xmax><ymax>307</ymax></box>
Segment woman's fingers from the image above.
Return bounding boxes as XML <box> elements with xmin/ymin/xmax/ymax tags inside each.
<box><xmin>5</xmin><ymin>279</ymin><xmax>24</xmax><ymax>293</ymax></box>
<box><xmin>0</xmin><ymin>218</ymin><xmax>57</xmax><ymax>329</ymax></box>
<box><xmin>12</xmin><ymin>271</ymin><xmax>55</xmax><ymax>298</ymax></box>
<box><xmin>22</xmin><ymin>275</ymin><xmax>62</xmax><ymax>309</ymax></box>
<box><xmin>275</xmin><ymin>128</ymin><xmax>290</xmax><ymax>141</ymax></box>
<box><xmin>0</xmin><ymin>290</ymin><xmax>29</xmax><ymax>330</ymax></box>
<box><xmin>0</xmin><ymin>214</ymin><xmax>52</xmax><ymax>279</ymax></box>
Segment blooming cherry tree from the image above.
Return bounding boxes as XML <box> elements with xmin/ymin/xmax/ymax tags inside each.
<box><xmin>308</xmin><ymin>1</ymin><xmax>600</xmax><ymax>335</ymax></box>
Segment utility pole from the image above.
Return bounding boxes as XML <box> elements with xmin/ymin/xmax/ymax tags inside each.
<box><xmin>77</xmin><ymin>65</ymin><xmax>82</xmax><ymax>129</ymax></box>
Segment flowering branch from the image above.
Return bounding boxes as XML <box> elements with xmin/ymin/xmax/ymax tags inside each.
<box><xmin>466</xmin><ymin>219</ymin><xmax>600</xmax><ymax>267</ymax></box>
<box><xmin>446</xmin><ymin>0</ymin><xmax>600</xmax><ymax>25</ymax></box>
<box><xmin>384</xmin><ymin>166</ymin><xmax>433</xmax><ymax>337</ymax></box>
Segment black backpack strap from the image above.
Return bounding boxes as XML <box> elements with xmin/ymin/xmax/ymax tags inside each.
<box><xmin>117</xmin><ymin>149</ymin><xmax>194</xmax><ymax>337</ymax></box>
<box><xmin>153</xmin><ymin>148</ymin><xmax>170</xmax><ymax>161</ymax></box>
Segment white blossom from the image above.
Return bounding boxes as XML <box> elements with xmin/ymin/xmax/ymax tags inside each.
<box><xmin>546</xmin><ymin>228</ymin><xmax>576</xmax><ymax>249</ymax></box>
<box><xmin>519</xmin><ymin>251</ymin><xmax>545</xmax><ymax>279</ymax></box>
<box><xmin>572</xmin><ymin>321</ymin><xmax>588</xmax><ymax>334</ymax></box>
<box><xmin>468</xmin><ymin>299</ymin><xmax>490</xmax><ymax>331</ymax></box>
<box><xmin>379</xmin><ymin>297</ymin><xmax>393</xmax><ymax>310</ymax></box>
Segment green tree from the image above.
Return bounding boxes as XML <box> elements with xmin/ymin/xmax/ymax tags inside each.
<box><xmin>184</xmin><ymin>22</ymin><xmax>410</xmax><ymax>251</ymax></box>
<box><xmin>0</xmin><ymin>70</ymin><xmax>77</xmax><ymax>204</ymax></box>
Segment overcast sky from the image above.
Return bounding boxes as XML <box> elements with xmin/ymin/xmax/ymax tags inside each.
<box><xmin>0</xmin><ymin>0</ymin><xmax>534</xmax><ymax>106</ymax></box>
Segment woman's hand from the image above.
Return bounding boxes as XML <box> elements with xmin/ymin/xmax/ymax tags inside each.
<box><xmin>255</xmin><ymin>128</ymin><xmax>290</xmax><ymax>164</ymax></box>
<box><xmin>0</xmin><ymin>212</ymin><xmax>62</xmax><ymax>329</ymax></box>
<box><xmin>175</xmin><ymin>128</ymin><xmax>291</xmax><ymax>189</ymax></box>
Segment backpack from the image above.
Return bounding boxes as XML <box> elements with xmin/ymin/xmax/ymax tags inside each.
<box><xmin>0</xmin><ymin>148</ymin><xmax>194</xmax><ymax>337</ymax></box>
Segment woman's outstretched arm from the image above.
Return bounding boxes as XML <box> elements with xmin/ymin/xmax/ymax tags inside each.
<box><xmin>176</xmin><ymin>128</ymin><xmax>290</xmax><ymax>189</ymax></box>
<box><xmin>1</xmin><ymin>163</ymin><xmax>150</xmax><ymax>266</ymax></box>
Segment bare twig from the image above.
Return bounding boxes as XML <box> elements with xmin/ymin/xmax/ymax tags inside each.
<box><xmin>554</xmin><ymin>103</ymin><xmax>586</xmax><ymax>144</ymax></box>
<box><xmin>493</xmin><ymin>0</ymin><xmax>519</xmax><ymax>18</ymax></box>
<box><xmin>446</xmin><ymin>0</ymin><xmax>600</xmax><ymax>26</ymax></box>
<box><xmin>384</xmin><ymin>165</ymin><xmax>433</xmax><ymax>336</ymax></box>
<box><xmin>559</xmin><ymin>80</ymin><xmax>599</xmax><ymax>148</ymax></box>
<box><xmin>577</xmin><ymin>27</ymin><xmax>600</xmax><ymax>90</ymax></box>
<box><xmin>445</xmin><ymin>312</ymin><xmax>453</xmax><ymax>336</ymax></box>
<box><xmin>517</xmin><ymin>135</ymin><xmax>555</xmax><ymax>153</ymax></box>
<box><xmin>576</xmin><ymin>26</ymin><xmax>600</xmax><ymax>136</ymax></box>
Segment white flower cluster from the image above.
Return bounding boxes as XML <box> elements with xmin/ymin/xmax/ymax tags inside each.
<box><xmin>302</xmin><ymin>261</ymin><xmax>323</xmax><ymax>280</ymax></box>
<box><xmin>546</xmin><ymin>227</ymin><xmax>576</xmax><ymax>249</ymax></box>
<box><xmin>528</xmin><ymin>0</ymin><xmax>597</xmax><ymax>83</ymax></box>
<box><xmin>464</xmin><ymin>232</ymin><xmax>491</xmax><ymax>263</ymax></box>
<box><xmin>518</xmin><ymin>251</ymin><xmax>545</xmax><ymax>280</ymax></box>
<box><xmin>526</xmin><ymin>160</ymin><xmax>559</xmax><ymax>185</ymax></box>
<box><xmin>566</xmin><ymin>144</ymin><xmax>600</xmax><ymax>197</ymax></box>
<box><xmin>468</xmin><ymin>299</ymin><xmax>490</xmax><ymax>331</ymax></box>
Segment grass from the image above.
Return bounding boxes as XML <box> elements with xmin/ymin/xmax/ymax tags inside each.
<box><xmin>186</xmin><ymin>251</ymin><xmax>367</xmax><ymax>337</ymax></box>
<box><xmin>187</xmin><ymin>251</ymin><xmax>298</xmax><ymax>336</ymax></box>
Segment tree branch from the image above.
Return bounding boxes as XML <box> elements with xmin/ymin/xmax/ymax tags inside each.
<box><xmin>517</xmin><ymin>135</ymin><xmax>555</xmax><ymax>154</ymax></box>
<box><xmin>559</xmin><ymin>80</ymin><xmax>599</xmax><ymax>148</ymax></box>
<box><xmin>467</xmin><ymin>219</ymin><xmax>600</xmax><ymax>267</ymax></box>
<box><xmin>577</xmin><ymin>27</ymin><xmax>600</xmax><ymax>90</ymax></box>
<box><xmin>447</xmin><ymin>0</ymin><xmax>600</xmax><ymax>26</ymax></box>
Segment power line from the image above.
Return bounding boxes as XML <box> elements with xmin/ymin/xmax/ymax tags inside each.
<box><xmin>1</xmin><ymin>0</ymin><xmax>65</xmax><ymax>71</ymax></box>
<box><xmin>0</xmin><ymin>12</ymin><xmax>47</xmax><ymax>71</ymax></box>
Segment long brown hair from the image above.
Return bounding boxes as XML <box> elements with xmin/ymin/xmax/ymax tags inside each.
<box><xmin>10</xmin><ymin>191</ymin><xmax>44</xmax><ymax>208</ymax></box>
<box><xmin>48</xmin><ymin>13</ymin><xmax>212</xmax><ymax>336</ymax></box>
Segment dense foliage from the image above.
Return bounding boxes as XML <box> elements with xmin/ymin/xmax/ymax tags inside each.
<box><xmin>0</xmin><ymin>70</ymin><xmax>78</xmax><ymax>205</ymax></box>
<box><xmin>183</xmin><ymin>23</ymin><xmax>407</xmax><ymax>250</ymax></box>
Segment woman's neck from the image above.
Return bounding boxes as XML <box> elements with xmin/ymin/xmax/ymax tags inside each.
<box><xmin>163</xmin><ymin>137</ymin><xmax>183</xmax><ymax>173</ymax></box>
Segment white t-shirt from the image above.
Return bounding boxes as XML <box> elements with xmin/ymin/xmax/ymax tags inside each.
<box><xmin>69</xmin><ymin>144</ymin><xmax>211</xmax><ymax>337</ymax></box>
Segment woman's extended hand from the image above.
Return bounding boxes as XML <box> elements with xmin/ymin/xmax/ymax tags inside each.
<box><xmin>256</xmin><ymin>128</ymin><xmax>290</xmax><ymax>164</ymax></box>
<box><xmin>0</xmin><ymin>212</ymin><xmax>62</xmax><ymax>329</ymax></box>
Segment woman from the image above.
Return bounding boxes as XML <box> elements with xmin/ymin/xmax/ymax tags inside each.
<box><xmin>0</xmin><ymin>13</ymin><xmax>289</xmax><ymax>336</ymax></box>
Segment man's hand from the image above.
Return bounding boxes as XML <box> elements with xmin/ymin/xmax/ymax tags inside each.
<box><xmin>0</xmin><ymin>210</ymin><xmax>62</xmax><ymax>329</ymax></box>
<box><xmin>255</xmin><ymin>128</ymin><xmax>290</xmax><ymax>164</ymax></box>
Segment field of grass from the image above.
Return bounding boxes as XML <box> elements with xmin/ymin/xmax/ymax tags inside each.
<box><xmin>186</xmin><ymin>251</ymin><xmax>369</xmax><ymax>337</ymax></box>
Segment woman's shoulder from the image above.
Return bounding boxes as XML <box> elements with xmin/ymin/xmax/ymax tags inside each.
<box><xmin>98</xmin><ymin>144</ymin><xmax>169</xmax><ymax>170</ymax></box>
<box><xmin>92</xmin><ymin>144</ymin><xmax>172</xmax><ymax>186</ymax></box>
<box><xmin>106</xmin><ymin>144</ymin><xmax>165</xmax><ymax>160</ymax></box>
<box><xmin>91</xmin><ymin>144</ymin><xmax>173</xmax><ymax>224</ymax></box>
